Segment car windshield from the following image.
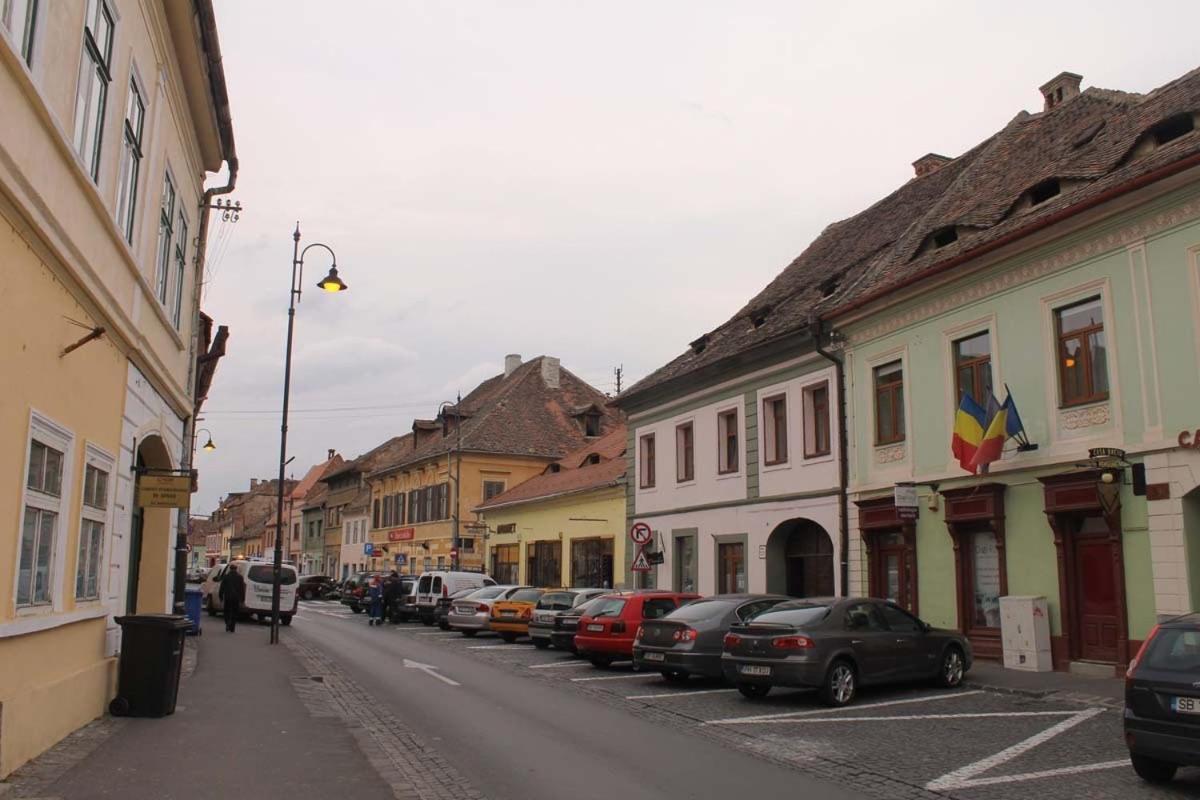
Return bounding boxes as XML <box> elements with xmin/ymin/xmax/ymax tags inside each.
<box><xmin>1143</xmin><ymin>627</ymin><xmax>1200</xmax><ymax>672</ymax></box>
<box><xmin>509</xmin><ymin>588</ymin><xmax>543</xmax><ymax>603</ymax></box>
<box><xmin>749</xmin><ymin>604</ymin><xmax>831</xmax><ymax>627</ymax></box>
<box><xmin>537</xmin><ymin>592</ymin><xmax>574</xmax><ymax>610</ymax></box>
<box><xmin>587</xmin><ymin>597</ymin><xmax>626</xmax><ymax>618</ymax></box>
<box><xmin>664</xmin><ymin>598</ymin><xmax>735</xmax><ymax>623</ymax></box>
<box><xmin>247</xmin><ymin>565</ymin><xmax>297</xmax><ymax>585</ymax></box>
<box><xmin>468</xmin><ymin>586</ymin><xmax>507</xmax><ymax>600</ymax></box>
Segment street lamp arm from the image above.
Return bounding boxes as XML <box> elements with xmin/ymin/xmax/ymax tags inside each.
<box><xmin>297</xmin><ymin>241</ymin><xmax>338</xmax><ymax>267</ymax></box>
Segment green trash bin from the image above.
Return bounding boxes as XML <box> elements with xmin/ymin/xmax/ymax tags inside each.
<box><xmin>109</xmin><ymin>614</ymin><xmax>191</xmax><ymax>717</ymax></box>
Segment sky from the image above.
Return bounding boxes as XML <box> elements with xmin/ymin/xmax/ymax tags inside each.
<box><xmin>194</xmin><ymin>0</ymin><xmax>1200</xmax><ymax>513</ymax></box>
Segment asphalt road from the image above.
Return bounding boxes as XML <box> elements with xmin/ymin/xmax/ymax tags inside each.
<box><xmin>293</xmin><ymin>607</ymin><xmax>867</xmax><ymax>800</ymax></box>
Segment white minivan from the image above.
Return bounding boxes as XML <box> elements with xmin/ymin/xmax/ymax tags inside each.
<box><xmin>202</xmin><ymin>559</ymin><xmax>299</xmax><ymax>625</ymax></box>
<box><xmin>415</xmin><ymin>571</ymin><xmax>496</xmax><ymax>624</ymax></box>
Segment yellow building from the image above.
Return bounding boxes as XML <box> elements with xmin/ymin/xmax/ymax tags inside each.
<box><xmin>0</xmin><ymin>0</ymin><xmax>235</xmax><ymax>777</ymax></box>
<box><xmin>366</xmin><ymin>356</ymin><xmax>621</xmax><ymax>575</ymax></box>
<box><xmin>474</xmin><ymin>427</ymin><xmax>629</xmax><ymax>588</ymax></box>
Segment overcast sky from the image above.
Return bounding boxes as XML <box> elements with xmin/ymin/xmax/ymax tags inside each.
<box><xmin>194</xmin><ymin>0</ymin><xmax>1200</xmax><ymax>513</ymax></box>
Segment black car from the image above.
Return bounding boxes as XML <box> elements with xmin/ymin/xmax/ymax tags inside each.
<box><xmin>1124</xmin><ymin>611</ymin><xmax>1200</xmax><ymax>783</ymax></box>
<box><xmin>385</xmin><ymin>576</ymin><xmax>416</xmax><ymax>623</ymax></box>
<box><xmin>549</xmin><ymin>595</ymin><xmax>608</xmax><ymax>652</ymax></box>
<box><xmin>530</xmin><ymin>589</ymin><xmax>608</xmax><ymax>649</ymax></box>
<box><xmin>634</xmin><ymin>594</ymin><xmax>789</xmax><ymax>682</ymax></box>
<box><xmin>722</xmin><ymin>597</ymin><xmax>972</xmax><ymax>706</ymax></box>
<box><xmin>435</xmin><ymin>587</ymin><xmax>476</xmax><ymax>629</ymax></box>
<box><xmin>297</xmin><ymin>575</ymin><xmax>336</xmax><ymax>601</ymax></box>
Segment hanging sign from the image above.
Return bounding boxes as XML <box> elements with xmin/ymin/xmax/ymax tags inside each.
<box><xmin>894</xmin><ymin>482</ymin><xmax>919</xmax><ymax>521</ymax></box>
<box><xmin>138</xmin><ymin>475</ymin><xmax>192</xmax><ymax>508</ymax></box>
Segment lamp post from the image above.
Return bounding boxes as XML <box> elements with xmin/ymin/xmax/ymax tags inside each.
<box><xmin>439</xmin><ymin>395</ymin><xmax>462</xmax><ymax>571</ymax></box>
<box><xmin>270</xmin><ymin>224</ymin><xmax>348</xmax><ymax>644</ymax></box>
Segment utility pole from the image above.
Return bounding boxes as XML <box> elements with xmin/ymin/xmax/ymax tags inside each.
<box><xmin>614</xmin><ymin>364</ymin><xmax>623</xmax><ymax>395</ymax></box>
<box><xmin>450</xmin><ymin>392</ymin><xmax>462</xmax><ymax>570</ymax></box>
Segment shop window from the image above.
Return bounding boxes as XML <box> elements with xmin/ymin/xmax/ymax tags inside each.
<box><xmin>673</xmin><ymin>535</ymin><xmax>696</xmax><ymax>593</ymax></box>
<box><xmin>570</xmin><ymin>538</ymin><xmax>614</xmax><ymax>588</ymax></box>
<box><xmin>717</xmin><ymin>541</ymin><xmax>745</xmax><ymax>594</ymax></box>
<box><xmin>492</xmin><ymin>544</ymin><xmax>520</xmax><ymax>584</ymax></box>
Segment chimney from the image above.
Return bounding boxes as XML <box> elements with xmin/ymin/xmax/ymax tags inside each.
<box><xmin>250</xmin><ymin>479</ymin><xmax>259</xmax><ymax>489</ymax></box>
<box><xmin>912</xmin><ymin>153</ymin><xmax>951</xmax><ymax>178</ymax></box>
<box><xmin>504</xmin><ymin>354</ymin><xmax>522</xmax><ymax>378</ymax></box>
<box><xmin>327</xmin><ymin>448</ymin><xmax>335</xmax><ymax>460</ymax></box>
<box><xmin>540</xmin><ymin>356</ymin><xmax>561</xmax><ymax>389</ymax></box>
<box><xmin>1040</xmin><ymin>71</ymin><xmax>1082</xmax><ymax>111</ymax></box>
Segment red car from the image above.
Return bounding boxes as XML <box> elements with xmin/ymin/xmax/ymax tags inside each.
<box><xmin>575</xmin><ymin>591</ymin><xmax>701</xmax><ymax>667</ymax></box>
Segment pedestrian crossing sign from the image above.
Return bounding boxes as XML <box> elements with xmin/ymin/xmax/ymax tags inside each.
<box><xmin>631</xmin><ymin>549</ymin><xmax>652</xmax><ymax>572</ymax></box>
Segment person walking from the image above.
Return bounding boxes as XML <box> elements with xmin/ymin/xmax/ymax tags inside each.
<box><xmin>382</xmin><ymin>570</ymin><xmax>401</xmax><ymax>625</ymax></box>
<box><xmin>366</xmin><ymin>576</ymin><xmax>384</xmax><ymax>626</ymax></box>
<box><xmin>219</xmin><ymin>564</ymin><xmax>245</xmax><ymax>633</ymax></box>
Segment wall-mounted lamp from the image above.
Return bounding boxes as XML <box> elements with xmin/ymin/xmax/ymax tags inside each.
<box><xmin>197</xmin><ymin>428</ymin><xmax>216</xmax><ymax>452</ymax></box>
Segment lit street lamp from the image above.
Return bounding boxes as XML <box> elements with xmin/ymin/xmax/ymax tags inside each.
<box><xmin>270</xmin><ymin>224</ymin><xmax>348</xmax><ymax>644</ymax></box>
<box><xmin>197</xmin><ymin>428</ymin><xmax>217</xmax><ymax>452</ymax></box>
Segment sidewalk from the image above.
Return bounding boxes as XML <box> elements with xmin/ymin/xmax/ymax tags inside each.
<box><xmin>966</xmin><ymin>659</ymin><xmax>1125</xmax><ymax>707</ymax></box>
<box><xmin>9</xmin><ymin>625</ymin><xmax>396</xmax><ymax>800</ymax></box>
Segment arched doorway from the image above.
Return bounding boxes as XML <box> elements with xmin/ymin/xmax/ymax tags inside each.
<box><xmin>129</xmin><ymin>435</ymin><xmax>174</xmax><ymax>614</ymax></box>
<box><xmin>765</xmin><ymin>519</ymin><xmax>835</xmax><ymax>597</ymax></box>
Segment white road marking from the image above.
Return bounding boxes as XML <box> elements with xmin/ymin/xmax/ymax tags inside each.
<box><xmin>416</xmin><ymin>631</ymin><xmax>459</xmax><ymax>636</ymax></box>
<box><xmin>626</xmin><ymin>688</ymin><xmax>740</xmax><ymax>700</ymax></box>
<box><xmin>936</xmin><ymin>759</ymin><xmax>1129</xmax><ymax>789</ymax></box>
<box><xmin>467</xmin><ymin>645</ymin><xmax>518</xmax><ymax>650</ymax></box>
<box><xmin>926</xmin><ymin>707</ymin><xmax>1106</xmax><ymax>791</ymax></box>
<box><xmin>746</xmin><ymin>710</ymin><xmax>1080</xmax><ymax>725</ymax></box>
<box><xmin>402</xmin><ymin>658</ymin><xmax>461</xmax><ymax>687</ymax></box>
<box><xmin>705</xmin><ymin>690</ymin><xmax>983</xmax><ymax>725</ymax></box>
<box><xmin>528</xmin><ymin>661</ymin><xmax>591</xmax><ymax>669</ymax></box>
<box><xmin>571</xmin><ymin>672</ymin><xmax>657</xmax><ymax>682</ymax></box>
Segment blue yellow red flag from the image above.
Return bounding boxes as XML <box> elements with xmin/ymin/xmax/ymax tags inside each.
<box><xmin>951</xmin><ymin>393</ymin><xmax>988</xmax><ymax>474</ymax></box>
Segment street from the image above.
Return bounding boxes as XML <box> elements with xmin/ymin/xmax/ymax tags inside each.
<box><xmin>293</xmin><ymin>601</ymin><xmax>1200</xmax><ymax>800</ymax></box>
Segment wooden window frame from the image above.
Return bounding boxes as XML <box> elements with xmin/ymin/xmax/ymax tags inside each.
<box><xmin>639</xmin><ymin>433</ymin><xmax>656</xmax><ymax>489</ymax></box>
<box><xmin>675</xmin><ymin>421</ymin><xmax>695</xmax><ymax>483</ymax></box>
<box><xmin>803</xmin><ymin>382</ymin><xmax>831</xmax><ymax>458</ymax></box>
<box><xmin>1055</xmin><ymin>297</ymin><xmax>1108</xmax><ymax>408</ymax></box>
<box><xmin>763</xmin><ymin>394</ymin><xmax>789</xmax><ymax>466</ymax></box>
<box><xmin>873</xmin><ymin>361</ymin><xmax>906</xmax><ymax>446</ymax></box>
<box><xmin>717</xmin><ymin>409</ymin><xmax>739</xmax><ymax>475</ymax></box>
<box><xmin>952</xmin><ymin>331</ymin><xmax>992</xmax><ymax>405</ymax></box>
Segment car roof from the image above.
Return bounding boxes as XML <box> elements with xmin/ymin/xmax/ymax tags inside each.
<box><xmin>1161</xmin><ymin>611</ymin><xmax>1200</xmax><ymax>627</ymax></box>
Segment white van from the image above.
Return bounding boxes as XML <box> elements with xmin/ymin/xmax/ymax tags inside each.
<box><xmin>415</xmin><ymin>571</ymin><xmax>496</xmax><ymax>624</ymax></box>
<box><xmin>202</xmin><ymin>559</ymin><xmax>299</xmax><ymax>625</ymax></box>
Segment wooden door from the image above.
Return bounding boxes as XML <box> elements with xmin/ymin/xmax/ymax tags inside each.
<box><xmin>871</xmin><ymin>533</ymin><xmax>914</xmax><ymax>613</ymax></box>
<box><xmin>1073</xmin><ymin>533</ymin><xmax>1119</xmax><ymax>662</ymax></box>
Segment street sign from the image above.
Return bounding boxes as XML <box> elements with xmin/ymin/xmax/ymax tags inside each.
<box><xmin>137</xmin><ymin>475</ymin><xmax>192</xmax><ymax>508</ymax></box>
<box><xmin>630</xmin><ymin>522</ymin><xmax>653</xmax><ymax>546</ymax></box>
<box><xmin>647</xmin><ymin>550</ymin><xmax>664</xmax><ymax>565</ymax></box>
<box><xmin>394</xmin><ymin>554</ymin><xmax>407</xmax><ymax>565</ymax></box>
<box><xmin>363</xmin><ymin>543</ymin><xmax>374</xmax><ymax>556</ymax></box>
<box><xmin>630</xmin><ymin>548</ymin><xmax>652</xmax><ymax>572</ymax></box>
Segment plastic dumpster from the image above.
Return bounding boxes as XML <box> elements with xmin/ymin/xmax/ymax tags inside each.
<box><xmin>109</xmin><ymin>615</ymin><xmax>191</xmax><ymax>717</ymax></box>
<box><xmin>183</xmin><ymin>587</ymin><xmax>203</xmax><ymax>636</ymax></box>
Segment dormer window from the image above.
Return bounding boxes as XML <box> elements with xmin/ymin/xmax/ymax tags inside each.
<box><xmin>547</xmin><ymin>463</ymin><xmax>562</xmax><ymax>473</ymax></box>
<box><xmin>584</xmin><ymin>412</ymin><xmax>602</xmax><ymax>437</ymax></box>
<box><xmin>1151</xmin><ymin>113</ymin><xmax>1195</xmax><ymax>147</ymax></box>
<box><xmin>932</xmin><ymin>226</ymin><xmax>958</xmax><ymax>248</ymax></box>
<box><xmin>690</xmin><ymin>334</ymin><xmax>709</xmax><ymax>355</ymax></box>
<box><xmin>584</xmin><ymin>453</ymin><xmax>601</xmax><ymax>466</ymax></box>
<box><xmin>748</xmin><ymin>304</ymin><xmax>772</xmax><ymax>330</ymax></box>
<box><xmin>820</xmin><ymin>276</ymin><xmax>840</xmax><ymax>298</ymax></box>
<box><xmin>1029</xmin><ymin>178</ymin><xmax>1061</xmax><ymax>206</ymax></box>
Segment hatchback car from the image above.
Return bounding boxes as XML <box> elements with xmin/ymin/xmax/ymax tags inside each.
<box><xmin>529</xmin><ymin>589</ymin><xmax>608</xmax><ymax>649</ymax></box>
<box><xmin>490</xmin><ymin>588</ymin><xmax>547</xmax><ymax>642</ymax></box>
<box><xmin>722</xmin><ymin>597</ymin><xmax>971</xmax><ymax>705</ymax></box>
<box><xmin>549</xmin><ymin>595</ymin><xmax>609</xmax><ymax>652</ymax></box>
<box><xmin>634</xmin><ymin>594</ymin><xmax>789</xmax><ymax>682</ymax></box>
<box><xmin>575</xmin><ymin>591</ymin><xmax>700</xmax><ymax>667</ymax></box>
<box><xmin>297</xmin><ymin>575</ymin><xmax>336</xmax><ymax>601</ymax></box>
<box><xmin>448</xmin><ymin>585</ymin><xmax>524</xmax><ymax>635</ymax></box>
<box><xmin>1124</xmin><ymin>612</ymin><xmax>1200</xmax><ymax>783</ymax></box>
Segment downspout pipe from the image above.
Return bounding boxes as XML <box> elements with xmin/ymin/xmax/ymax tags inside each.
<box><xmin>814</xmin><ymin>321</ymin><xmax>850</xmax><ymax>597</ymax></box>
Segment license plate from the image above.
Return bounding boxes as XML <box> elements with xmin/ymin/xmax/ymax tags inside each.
<box><xmin>644</xmin><ymin>652</ymin><xmax>665</xmax><ymax>662</ymax></box>
<box><xmin>1173</xmin><ymin>696</ymin><xmax>1200</xmax><ymax>714</ymax></box>
<box><xmin>501</xmin><ymin>610</ymin><xmax>516</xmax><ymax>617</ymax></box>
<box><xmin>587</xmin><ymin>624</ymin><xmax>604</xmax><ymax>632</ymax></box>
<box><xmin>739</xmin><ymin>665</ymin><xmax>771</xmax><ymax>676</ymax></box>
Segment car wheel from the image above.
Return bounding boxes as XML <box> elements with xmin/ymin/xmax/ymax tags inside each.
<box><xmin>533</xmin><ymin>639</ymin><xmax>550</xmax><ymax>650</ymax></box>
<box><xmin>351</xmin><ymin>606</ymin><xmax>362</xmax><ymax>614</ymax></box>
<box><xmin>1130</xmin><ymin>754</ymin><xmax>1178</xmax><ymax>784</ymax></box>
<box><xmin>500</xmin><ymin>632</ymin><xmax>518</xmax><ymax>643</ymax></box>
<box><xmin>281</xmin><ymin>615</ymin><xmax>292</xmax><ymax>627</ymax></box>
<box><xmin>438</xmin><ymin>620</ymin><xmax>451</xmax><ymax>631</ymax></box>
<box><xmin>662</xmin><ymin>670</ymin><xmax>688</xmax><ymax>684</ymax></box>
<box><xmin>462</xmin><ymin>629</ymin><xmax>478</xmax><ymax>637</ymax></box>
<box><xmin>737</xmin><ymin>683</ymin><xmax>770</xmax><ymax>699</ymax></box>
<box><xmin>821</xmin><ymin>660</ymin><xmax>857</xmax><ymax>707</ymax></box>
<box><xmin>938</xmin><ymin>646</ymin><xmax>966</xmax><ymax>688</ymax></box>
<box><xmin>589</xmin><ymin>655</ymin><xmax>614</xmax><ymax>668</ymax></box>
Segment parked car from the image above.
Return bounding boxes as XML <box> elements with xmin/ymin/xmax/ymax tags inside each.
<box><xmin>435</xmin><ymin>587</ymin><xmax>477</xmax><ymax>629</ymax></box>
<box><xmin>1124</xmin><ymin>611</ymin><xmax>1200</xmax><ymax>783</ymax></box>
<box><xmin>721</xmin><ymin>597</ymin><xmax>971</xmax><ymax>705</ymax></box>
<box><xmin>340</xmin><ymin>571</ymin><xmax>385</xmax><ymax>613</ymax></box>
<box><xmin>415</xmin><ymin>571</ymin><xmax>497</xmax><ymax>624</ymax></box>
<box><xmin>490</xmin><ymin>588</ymin><xmax>547</xmax><ymax>642</ymax></box>
<box><xmin>575</xmin><ymin>591</ymin><xmax>700</xmax><ymax>667</ymax></box>
<box><xmin>529</xmin><ymin>589</ymin><xmax>608</xmax><ymax>649</ymax></box>
<box><xmin>448</xmin><ymin>586</ymin><xmax>526</xmax><ymax>635</ymax></box>
<box><xmin>297</xmin><ymin>575</ymin><xmax>336</xmax><ymax>601</ymax></box>
<box><xmin>549</xmin><ymin>595</ymin><xmax>609</xmax><ymax>652</ymax></box>
<box><xmin>634</xmin><ymin>594</ymin><xmax>789</xmax><ymax>682</ymax></box>
<box><xmin>186</xmin><ymin>568</ymin><xmax>207</xmax><ymax>583</ymax></box>
<box><xmin>202</xmin><ymin>558</ymin><xmax>299</xmax><ymax>625</ymax></box>
<box><xmin>386</xmin><ymin>575</ymin><xmax>418</xmax><ymax>622</ymax></box>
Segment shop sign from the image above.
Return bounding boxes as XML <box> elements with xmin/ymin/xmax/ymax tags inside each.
<box><xmin>1177</xmin><ymin>431</ymin><xmax>1200</xmax><ymax>449</ymax></box>
<box><xmin>138</xmin><ymin>475</ymin><xmax>192</xmax><ymax>508</ymax></box>
<box><xmin>388</xmin><ymin>527</ymin><xmax>415</xmax><ymax>542</ymax></box>
<box><xmin>894</xmin><ymin>482</ymin><xmax>919</xmax><ymax>521</ymax></box>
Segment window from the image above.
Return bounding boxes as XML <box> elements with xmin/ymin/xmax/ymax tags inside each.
<box><xmin>437</xmin><ymin>483</ymin><xmax>448</xmax><ymax>520</ymax></box>
<box><xmin>803</xmin><ymin>382</ymin><xmax>831</xmax><ymax>458</ymax></box>
<box><xmin>1029</xmin><ymin>178</ymin><xmax>1061</xmax><ymax>206</ymax></box>
<box><xmin>932</xmin><ymin>226</ymin><xmax>958</xmax><ymax>248</ymax></box>
<box><xmin>292</xmin><ymin>522</ymin><xmax>300</xmax><ymax>541</ymax></box>
<box><xmin>873</xmin><ymin>362</ymin><xmax>905</xmax><ymax>445</ymax></box>
<box><xmin>115</xmin><ymin>80</ymin><xmax>144</xmax><ymax>243</ymax></box>
<box><xmin>570</xmin><ymin>537</ymin><xmax>613</xmax><ymax>588</ymax></box>
<box><xmin>879</xmin><ymin>603</ymin><xmax>922</xmax><ymax>633</ymax></box>
<box><xmin>437</xmin><ymin>556</ymin><xmax>446</xmax><ymax>570</ymax></box>
<box><xmin>19</xmin><ymin>425</ymin><xmax>69</xmax><ymax>607</ymax></box>
<box><xmin>675</xmin><ymin>422</ymin><xmax>694</xmax><ymax>482</ymax></box>
<box><xmin>953</xmin><ymin>332</ymin><xmax>992</xmax><ymax>405</ymax></box>
<box><xmin>967</xmin><ymin>529</ymin><xmax>1002</xmax><ymax>629</ymax></box>
<box><xmin>717</xmin><ymin>541</ymin><xmax>745</xmax><ymax>594</ymax></box>
<box><xmin>639</xmin><ymin>434</ymin><xmax>656</xmax><ymax>489</ymax></box>
<box><xmin>1056</xmin><ymin>297</ymin><xmax>1108</xmax><ymax>407</ymax></box>
<box><xmin>72</xmin><ymin>0</ymin><xmax>113</xmax><ymax>181</ymax></box>
<box><xmin>407</xmin><ymin>490</ymin><xmax>417</xmax><ymax>522</ymax></box>
<box><xmin>460</xmin><ymin>537</ymin><xmax>474</xmax><ymax>553</ymax></box>
<box><xmin>673</xmin><ymin>535</ymin><xmax>696</xmax><ymax>593</ymax></box>
<box><xmin>843</xmin><ymin>602</ymin><xmax>887</xmax><ymax>632</ymax></box>
<box><xmin>763</xmin><ymin>394</ymin><xmax>788</xmax><ymax>465</ymax></box>
<box><xmin>171</xmin><ymin>208</ymin><xmax>188</xmax><ymax>327</ymax></box>
<box><xmin>584</xmin><ymin>412</ymin><xmax>602</xmax><ymax>437</ymax></box>
<box><xmin>423</xmin><ymin>486</ymin><xmax>434</xmax><ymax>522</ymax></box>
<box><xmin>76</xmin><ymin>463</ymin><xmax>108</xmax><ymax>600</ymax></box>
<box><xmin>492</xmin><ymin>544</ymin><xmax>519</xmax><ymax>584</ymax></box>
<box><xmin>717</xmin><ymin>409</ymin><xmax>738</xmax><ymax>474</ymax></box>
<box><xmin>381</xmin><ymin>495</ymin><xmax>392</xmax><ymax>527</ymax></box>
<box><xmin>372</xmin><ymin>499</ymin><xmax>380</xmax><ymax>529</ymax></box>
<box><xmin>483</xmin><ymin>480</ymin><xmax>506</xmax><ymax>501</ymax></box>
<box><xmin>155</xmin><ymin>173</ymin><xmax>175</xmax><ymax>306</ymax></box>
<box><xmin>642</xmin><ymin>598</ymin><xmax>678</xmax><ymax>619</ymax></box>
<box><xmin>2</xmin><ymin>0</ymin><xmax>38</xmax><ymax>64</ymax></box>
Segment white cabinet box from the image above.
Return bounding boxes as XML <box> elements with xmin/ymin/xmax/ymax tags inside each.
<box><xmin>999</xmin><ymin>595</ymin><xmax>1052</xmax><ymax>672</ymax></box>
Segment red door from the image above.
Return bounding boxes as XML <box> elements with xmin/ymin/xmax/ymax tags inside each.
<box><xmin>1073</xmin><ymin>534</ymin><xmax>1119</xmax><ymax>662</ymax></box>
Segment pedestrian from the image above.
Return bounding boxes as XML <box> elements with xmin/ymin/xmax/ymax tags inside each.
<box><xmin>219</xmin><ymin>564</ymin><xmax>245</xmax><ymax>633</ymax></box>
<box><xmin>367</xmin><ymin>576</ymin><xmax>384</xmax><ymax>626</ymax></box>
<box><xmin>382</xmin><ymin>570</ymin><xmax>400</xmax><ymax>624</ymax></box>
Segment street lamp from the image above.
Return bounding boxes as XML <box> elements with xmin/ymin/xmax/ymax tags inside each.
<box><xmin>439</xmin><ymin>396</ymin><xmax>462</xmax><ymax>571</ymax></box>
<box><xmin>197</xmin><ymin>428</ymin><xmax>216</xmax><ymax>452</ymax></box>
<box><xmin>270</xmin><ymin>224</ymin><xmax>348</xmax><ymax>644</ymax></box>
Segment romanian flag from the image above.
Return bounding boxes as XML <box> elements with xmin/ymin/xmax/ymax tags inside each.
<box><xmin>951</xmin><ymin>393</ymin><xmax>988</xmax><ymax>474</ymax></box>
<box><xmin>969</xmin><ymin>393</ymin><xmax>1019</xmax><ymax>471</ymax></box>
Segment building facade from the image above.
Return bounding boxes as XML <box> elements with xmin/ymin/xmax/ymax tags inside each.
<box><xmin>0</xmin><ymin>0</ymin><xmax>235</xmax><ymax>777</ymax></box>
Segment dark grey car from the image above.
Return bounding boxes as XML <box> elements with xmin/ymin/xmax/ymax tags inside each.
<box><xmin>633</xmin><ymin>594</ymin><xmax>789</xmax><ymax>682</ymax></box>
<box><xmin>529</xmin><ymin>589</ymin><xmax>608</xmax><ymax>649</ymax></box>
<box><xmin>722</xmin><ymin>597</ymin><xmax>972</xmax><ymax>706</ymax></box>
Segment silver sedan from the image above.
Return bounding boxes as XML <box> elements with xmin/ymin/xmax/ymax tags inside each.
<box><xmin>447</xmin><ymin>585</ymin><xmax>526</xmax><ymax>635</ymax></box>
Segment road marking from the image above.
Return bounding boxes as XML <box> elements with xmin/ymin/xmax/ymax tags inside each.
<box><xmin>626</xmin><ymin>688</ymin><xmax>740</xmax><ymax>700</ymax></box>
<box><xmin>416</xmin><ymin>631</ymin><xmax>458</xmax><ymax>636</ymax></box>
<box><xmin>528</xmin><ymin>661</ymin><xmax>591</xmax><ymax>669</ymax></box>
<box><xmin>705</xmin><ymin>690</ymin><xmax>983</xmax><ymax>725</ymax></box>
<box><xmin>402</xmin><ymin>658</ymin><xmax>461</xmax><ymax>687</ymax></box>
<box><xmin>926</xmin><ymin>707</ymin><xmax>1105</xmax><ymax>790</ymax></box>
<box><xmin>934</xmin><ymin>759</ymin><xmax>1129</xmax><ymax>789</ymax></box>
<box><xmin>747</xmin><ymin>710</ymin><xmax>1080</xmax><ymax>725</ymax></box>
<box><xmin>571</xmin><ymin>672</ymin><xmax>656</xmax><ymax>682</ymax></box>
<box><xmin>467</xmin><ymin>645</ymin><xmax>517</xmax><ymax>650</ymax></box>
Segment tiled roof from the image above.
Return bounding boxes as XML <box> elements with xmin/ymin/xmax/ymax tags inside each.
<box><xmin>619</xmin><ymin>66</ymin><xmax>1200</xmax><ymax>404</ymax></box>
<box><xmin>291</xmin><ymin>457</ymin><xmax>340</xmax><ymax>501</ymax></box>
<box><xmin>321</xmin><ymin>435</ymin><xmax>413</xmax><ymax>482</ymax></box>
<box><xmin>371</xmin><ymin>357</ymin><xmax>621</xmax><ymax>476</ymax></box>
<box><xmin>475</xmin><ymin>425</ymin><xmax>627</xmax><ymax>510</ymax></box>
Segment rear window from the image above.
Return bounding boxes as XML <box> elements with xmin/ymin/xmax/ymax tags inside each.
<box><xmin>432</xmin><ymin>577</ymin><xmax>443</xmax><ymax>593</ymax></box>
<box><xmin>418</xmin><ymin>576</ymin><xmax>432</xmax><ymax>593</ymax></box>
<box><xmin>1144</xmin><ymin>627</ymin><xmax>1200</xmax><ymax>673</ymax></box>
<box><xmin>537</xmin><ymin>592</ymin><xmax>575</xmax><ymax>610</ymax></box>
<box><xmin>247</xmin><ymin>565</ymin><xmax>297</xmax><ymax>585</ymax></box>
<box><xmin>510</xmin><ymin>588</ymin><xmax>543</xmax><ymax>603</ymax></box>
<box><xmin>572</xmin><ymin>596</ymin><xmax>607</xmax><ymax>616</ymax></box>
<box><xmin>642</xmin><ymin>598</ymin><xmax>678</xmax><ymax>619</ymax></box>
<box><xmin>665</xmin><ymin>598</ymin><xmax>735</xmax><ymax>623</ymax></box>
<box><xmin>572</xmin><ymin>592</ymin><xmax>602</xmax><ymax>608</ymax></box>
<box><xmin>468</xmin><ymin>586</ymin><xmax>507</xmax><ymax>600</ymax></box>
<box><xmin>750</xmin><ymin>604</ymin><xmax>831</xmax><ymax>627</ymax></box>
<box><xmin>588</xmin><ymin>597</ymin><xmax>626</xmax><ymax>618</ymax></box>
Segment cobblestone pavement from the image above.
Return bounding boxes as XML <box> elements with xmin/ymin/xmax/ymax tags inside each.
<box><xmin>296</xmin><ymin>600</ymin><xmax>1200</xmax><ymax>800</ymax></box>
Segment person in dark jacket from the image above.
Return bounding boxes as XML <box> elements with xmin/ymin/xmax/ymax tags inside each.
<box><xmin>382</xmin><ymin>571</ymin><xmax>401</xmax><ymax>624</ymax></box>
<box><xmin>219</xmin><ymin>565</ymin><xmax>246</xmax><ymax>632</ymax></box>
<box><xmin>366</xmin><ymin>576</ymin><xmax>384</xmax><ymax>626</ymax></box>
